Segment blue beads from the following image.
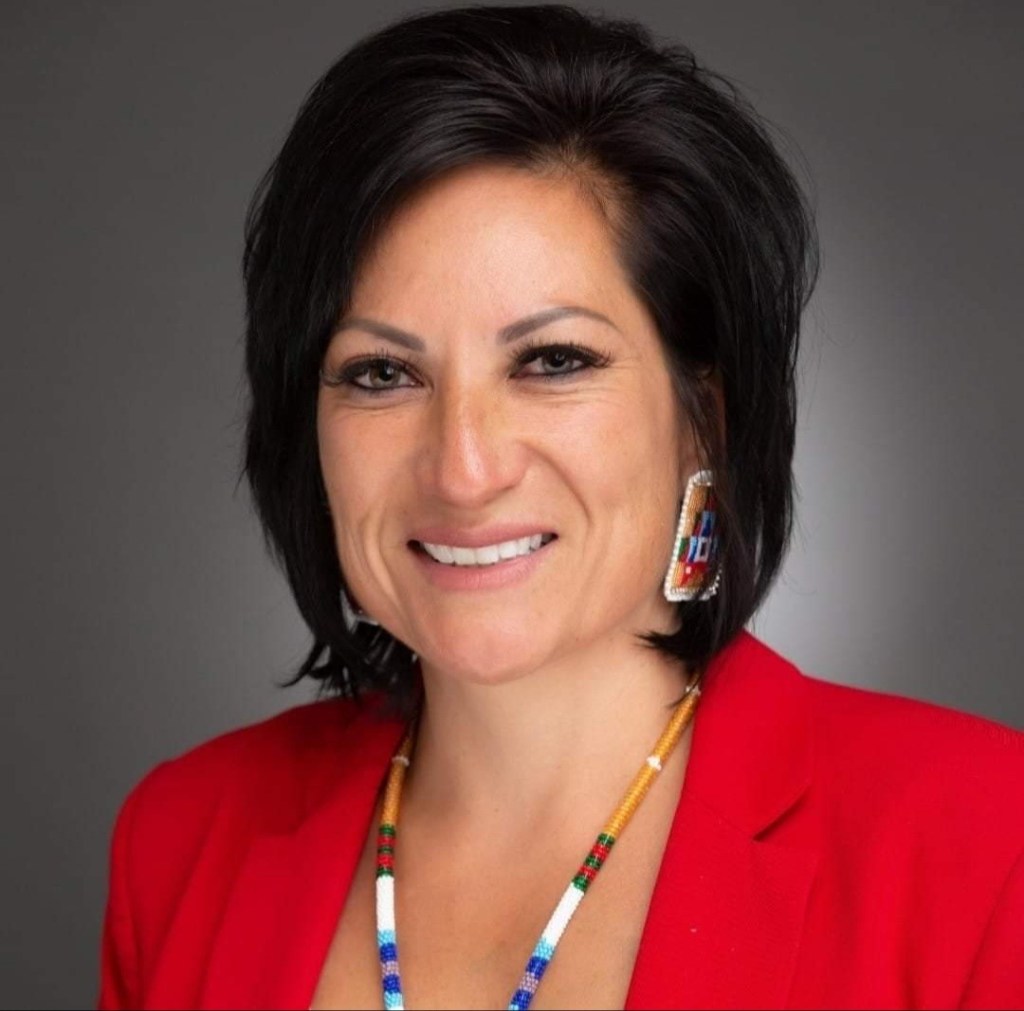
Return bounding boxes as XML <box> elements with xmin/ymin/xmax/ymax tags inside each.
<box><xmin>525</xmin><ymin>955</ymin><xmax>549</xmax><ymax>979</ymax></box>
<box><xmin>508</xmin><ymin>988</ymin><xmax>534</xmax><ymax>1010</ymax></box>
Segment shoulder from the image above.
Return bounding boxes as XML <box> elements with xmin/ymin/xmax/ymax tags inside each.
<box><xmin>99</xmin><ymin>696</ymin><xmax>403</xmax><ymax>1005</ymax></box>
<box><xmin>114</xmin><ymin>694</ymin><xmax>400</xmax><ymax>855</ymax></box>
<box><xmin>734</xmin><ymin>631</ymin><xmax>1024</xmax><ymax>799</ymax></box>
<box><xmin>759</xmin><ymin>640</ymin><xmax>1024</xmax><ymax>884</ymax></box>
<box><xmin>759</xmin><ymin>644</ymin><xmax>1024</xmax><ymax>1004</ymax></box>
<box><xmin>721</xmin><ymin>632</ymin><xmax>1024</xmax><ymax>856</ymax></box>
<box><xmin>801</xmin><ymin>663</ymin><xmax>1024</xmax><ymax>806</ymax></box>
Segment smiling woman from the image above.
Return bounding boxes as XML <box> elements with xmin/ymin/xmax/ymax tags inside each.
<box><xmin>98</xmin><ymin>5</ymin><xmax>1024</xmax><ymax>1010</ymax></box>
<box><xmin>316</xmin><ymin>164</ymin><xmax>692</xmax><ymax>686</ymax></box>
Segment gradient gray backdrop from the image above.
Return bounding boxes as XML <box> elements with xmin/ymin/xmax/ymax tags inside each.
<box><xmin>2</xmin><ymin>2</ymin><xmax>1022</xmax><ymax>1006</ymax></box>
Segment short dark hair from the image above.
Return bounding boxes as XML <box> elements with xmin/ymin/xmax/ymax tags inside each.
<box><xmin>242</xmin><ymin>3</ymin><xmax>818</xmax><ymax>707</ymax></box>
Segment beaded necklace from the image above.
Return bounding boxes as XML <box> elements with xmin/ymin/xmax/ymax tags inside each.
<box><xmin>374</xmin><ymin>678</ymin><xmax>701</xmax><ymax>1011</ymax></box>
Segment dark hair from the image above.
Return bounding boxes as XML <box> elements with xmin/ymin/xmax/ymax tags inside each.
<box><xmin>242</xmin><ymin>3</ymin><xmax>818</xmax><ymax>707</ymax></box>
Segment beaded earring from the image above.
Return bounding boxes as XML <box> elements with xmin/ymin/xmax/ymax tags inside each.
<box><xmin>663</xmin><ymin>469</ymin><xmax>721</xmax><ymax>602</ymax></box>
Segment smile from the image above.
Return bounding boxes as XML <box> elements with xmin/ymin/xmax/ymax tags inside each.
<box><xmin>418</xmin><ymin>533</ymin><xmax>556</xmax><ymax>567</ymax></box>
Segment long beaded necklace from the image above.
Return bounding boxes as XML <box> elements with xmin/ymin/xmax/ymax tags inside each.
<box><xmin>374</xmin><ymin>678</ymin><xmax>701</xmax><ymax>1011</ymax></box>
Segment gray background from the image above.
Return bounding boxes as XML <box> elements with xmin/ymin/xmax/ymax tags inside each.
<box><xmin>2</xmin><ymin>1</ymin><xmax>1022</xmax><ymax>1006</ymax></box>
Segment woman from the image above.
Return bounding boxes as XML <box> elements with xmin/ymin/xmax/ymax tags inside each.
<box><xmin>98</xmin><ymin>5</ymin><xmax>1024</xmax><ymax>1009</ymax></box>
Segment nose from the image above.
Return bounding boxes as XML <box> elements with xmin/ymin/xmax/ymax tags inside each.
<box><xmin>416</xmin><ymin>377</ymin><xmax>526</xmax><ymax>509</ymax></box>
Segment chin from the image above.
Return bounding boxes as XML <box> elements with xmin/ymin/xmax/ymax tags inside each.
<box><xmin>412</xmin><ymin>617</ymin><xmax>559</xmax><ymax>688</ymax></box>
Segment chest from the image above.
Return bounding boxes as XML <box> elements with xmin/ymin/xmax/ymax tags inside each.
<box><xmin>309</xmin><ymin>797</ymin><xmax>677</xmax><ymax>1010</ymax></box>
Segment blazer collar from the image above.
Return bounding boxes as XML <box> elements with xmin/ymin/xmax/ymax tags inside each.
<box><xmin>196</xmin><ymin>629</ymin><xmax>816</xmax><ymax>1009</ymax></box>
<box><xmin>684</xmin><ymin>628</ymin><xmax>814</xmax><ymax>837</ymax></box>
<box><xmin>624</xmin><ymin>629</ymin><xmax>818</xmax><ymax>1009</ymax></box>
<box><xmin>194</xmin><ymin>701</ymin><xmax>405</xmax><ymax>1010</ymax></box>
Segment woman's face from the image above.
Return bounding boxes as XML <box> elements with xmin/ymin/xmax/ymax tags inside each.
<box><xmin>318</xmin><ymin>163</ymin><xmax>700</xmax><ymax>684</ymax></box>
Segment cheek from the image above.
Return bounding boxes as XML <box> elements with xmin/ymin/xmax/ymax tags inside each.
<box><xmin>317</xmin><ymin>406</ymin><xmax>397</xmax><ymax>533</ymax></box>
<box><xmin>539</xmin><ymin>387</ymin><xmax>683</xmax><ymax>515</ymax></box>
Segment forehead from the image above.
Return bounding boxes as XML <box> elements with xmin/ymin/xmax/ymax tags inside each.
<box><xmin>347</xmin><ymin>163</ymin><xmax>635</xmax><ymax>330</ymax></box>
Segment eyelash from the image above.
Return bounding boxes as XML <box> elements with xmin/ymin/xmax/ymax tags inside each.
<box><xmin>321</xmin><ymin>340</ymin><xmax>611</xmax><ymax>393</ymax></box>
<box><xmin>320</xmin><ymin>349</ymin><xmax>418</xmax><ymax>392</ymax></box>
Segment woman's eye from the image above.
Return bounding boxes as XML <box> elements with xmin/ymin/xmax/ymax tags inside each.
<box><xmin>515</xmin><ymin>344</ymin><xmax>605</xmax><ymax>378</ymax></box>
<box><xmin>358</xmin><ymin>359</ymin><xmax>409</xmax><ymax>388</ymax></box>
<box><xmin>325</xmin><ymin>356</ymin><xmax>417</xmax><ymax>392</ymax></box>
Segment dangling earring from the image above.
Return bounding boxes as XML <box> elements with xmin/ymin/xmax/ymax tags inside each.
<box><xmin>340</xmin><ymin>587</ymin><xmax>380</xmax><ymax>632</ymax></box>
<box><xmin>663</xmin><ymin>469</ymin><xmax>721</xmax><ymax>602</ymax></box>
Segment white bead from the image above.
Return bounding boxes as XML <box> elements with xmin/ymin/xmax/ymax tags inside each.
<box><xmin>541</xmin><ymin>883</ymin><xmax>586</xmax><ymax>947</ymax></box>
<box><xmin>376</xmin><ymin>874</ymin><xmax>396</xmax><ymax>932</ymax></box>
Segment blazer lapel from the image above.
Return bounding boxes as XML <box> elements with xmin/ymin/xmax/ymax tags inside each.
<box><xmin>196</xmin><ymin>709</ymin><xmax>405</xmax><ymax>1010</ymax></box>
<box><xmin>626</xmin><ymin>631</ymin><xmax>819</xmax><ymax>1010</ymax></box>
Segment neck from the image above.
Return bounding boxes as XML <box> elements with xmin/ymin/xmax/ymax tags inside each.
<box><xmin>402</xmin><ymin>625</ymin><xmax>693</xmax><ymax>835</ymax></box>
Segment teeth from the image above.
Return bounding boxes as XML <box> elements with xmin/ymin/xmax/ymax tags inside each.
<box><xmin>476</xmin><ymin>544</ymin><xmax>500</xmax><ymax>564</ymax></box>
<box><xmin>421</xmin><ymin>534</ymin><xmax>553</xmax><ymax>567</ymax></box>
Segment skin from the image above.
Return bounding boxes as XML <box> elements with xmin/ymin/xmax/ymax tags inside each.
<box><xmin>312</xmin><ymin>163</ymin><xmax>720</xmax><ymax>1010</ymax></box>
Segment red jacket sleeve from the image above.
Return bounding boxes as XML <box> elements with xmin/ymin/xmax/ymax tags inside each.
<box><xmin>959</xmin><ymin>845</ymin><xmax>1024</xmax><ymax>1009</ymax></box>
<box><xmin>97</xmin><ymin>772</ymin><xmax>152</xmax><ymax>1010</ymax></box>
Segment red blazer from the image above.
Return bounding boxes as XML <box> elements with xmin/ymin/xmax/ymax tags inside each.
<box><xmin>98</xmin><ymin>631</ymin><xmax>1024</xmax><ymax>1009</ymax></box>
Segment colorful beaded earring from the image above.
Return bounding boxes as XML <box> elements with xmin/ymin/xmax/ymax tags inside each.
<box><xmin>663</xmin><ymin>469</ymin><xmax>721</xmax><ymax>602</ymax></box>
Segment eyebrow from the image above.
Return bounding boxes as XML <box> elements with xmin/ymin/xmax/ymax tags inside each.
<box><xmin>333</xmin><ymin>305</ymin><xmax>619</xmax><ymax>352</ymax></box>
